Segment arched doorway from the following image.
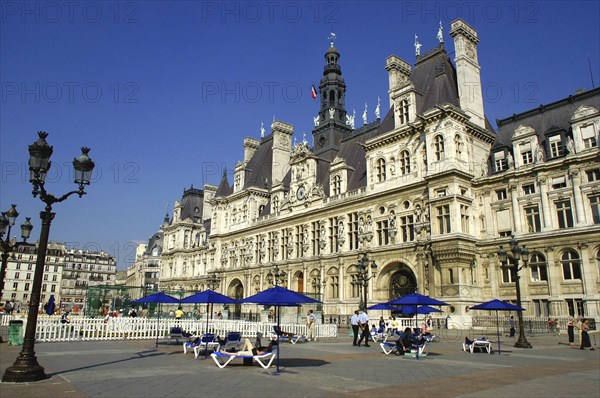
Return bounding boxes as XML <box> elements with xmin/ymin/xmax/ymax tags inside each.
<box><xmin>228</xmin><ymin>280</ymin><xmax>244</xmax><ymax>319</ymax></box>
<box><xmin>389</xmin><ymin>267</ymin><xmax>417</xmax><ymax>300</ymax></box>
<box><xmin>297</xmin><ymin>272</ymin><xmax>304</xmax><ymax>293</ymax></box>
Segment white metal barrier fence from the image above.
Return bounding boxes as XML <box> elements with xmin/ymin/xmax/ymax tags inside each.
<box><xmin>0</xmin><ymin>315</ymin><xmax>338</xmax><ymax>343</ymax></box>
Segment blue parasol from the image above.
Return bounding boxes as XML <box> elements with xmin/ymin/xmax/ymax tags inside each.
<box><xmin>180</xmin><ymin>289</ymin><xmax>239</xmax><ymax>358</ymax></box>
<box><xmin>242</xmin><ymin>285</ymin><xmax>320</xmax><ymax>373</ymax></box>
<box><xmin>470</xmin><ymin>299</ymin><xmax>524</xmax><ymax>354</ymax></box>
<box><xmin>133</xmin><ymin>292</ymin><xmax>180</xmax><ymax>348</ymax></box>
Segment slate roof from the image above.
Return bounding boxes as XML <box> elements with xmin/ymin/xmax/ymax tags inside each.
<box><xmin>145</xmin><ymin>231</ymin><xmax>163</xmax><ymax>256</ymax></box>
<box><xmin>243</xmin><ymin>136</ymin><xmax>273</xmax><ymax>190</ymax></box>
<box><xmin>495</xmin><ymin>87</ymin><xmax>600</xmax><ymax>146</ymax></box>
<box><xmin>412</xmin><ymin>45</ymin><xmax>460</xmax><ymax>114</ymax></box>
<box><xmin>215</xmin><ymin>170</ymin><xmax>233</xmax><ymax>197</ymax></box>
<box><xmin>180</xmin><ymin>187</ymin><xmax>204</xmax><ymax>222</ymax></box>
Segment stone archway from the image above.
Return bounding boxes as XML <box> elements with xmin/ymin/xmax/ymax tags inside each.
<box><xmin>227</xmin><ymin>279</ymin><xmax>244</xmax><ymax>319</ymax></box>
<box><xmin>389</xmin><ymin>266</ymin><xmax>417</xmax><ymax>300</ymax></box>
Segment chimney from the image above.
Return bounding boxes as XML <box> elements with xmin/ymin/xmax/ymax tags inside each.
<box><xmin>449</xmin><ymin>19</ymin><xmax>486</xmax><ymax>129</ymax></box>
<box><xmin>385</xmin><ymin>55</ymin><xmax>411</xmax><ymax>109</ymax></box>
<box><xmin>271</xmin><ymin>121</ymin><xmax>293</xmax><ymax>185</ymax></box>
<box><xmin>243</xmin><ymin>137</ymin><xmax>260</xmax><ymax>162</ymax></box>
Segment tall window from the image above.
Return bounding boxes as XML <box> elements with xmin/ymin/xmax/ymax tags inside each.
<box><xmin>502</xmin><ymin>265</ymin><xmax>517</xmax><ymax>283</ymax></box>
<box><xmin>524</xmin><ymin>205</ymin><xmax>541</xmax><ymax>232</ymax></box>
<box><xmin>281</xmin><ymin>229</ymin><xmax>291</xmax><ymax>260</ymax></box>
<box><xmin>330</xmin><ymin>275</ymin><xmax>339</xmax><ymax>299</ymax></box>
<box><xmin>376</xmin><ymin>158</ymin><xmax>386</xmax><ymax>182</ymax></box>
<box><xmin>295</xmin><ymin>225</ymin><xmax>303</xmax><ymax>258</ymax></box>
<box><xmin>555</xmin><ymin>199</ymin><xmax>574</xmax><ymax>228</ymax></box>
<box><xmin>328</xmin><ymin>217</ymin><xmax>339</xmax><ymax>253</ymax></box>
<box><xmin>400</xmin><ymin>150</ymin><xmax>410</xmax><ymax>175</ymax></box>
<box><xmin>400</xmin><ymin>215</ymin><xmax>414</xmax><ymax>242</ymax></box>
<box><xmin>434</xmin><ymin>135</ymin><xmax>445</xmax><ymax>161</ymax></box>
<box><xmin>376</xmin><ymin>220</ymin><xmax>389</xmax><ymax>245</ymax></box>
<box><xmin>311</xmin><ymin>221</ymin><xmax>320</xmax><ymax>256</ymax></box>
<box><xmin>586</xmin><ymin>169</ymin><xmax>600</xmax><ymax>182</ymax></box>
<box><xmin>332</xmin><ymin>175</ymin><xmax>341</xmax><ymax>196</ymax></box>
<box><xmin>268</xmin><ymin>232</ymin><xmax>277</xmax><ymax>262</ymax></box>
<box><xmin>548</xmin><ymin>135</ymin><xmax>562</xmax><ymax>158</ymax></box>
<box><xmin>454</xmin><ymin>134</ymin><xmax>463</xmax><ymax>158</ymax></box>
<box><xmin>589</xmin><ymin>195</ymin><xmax>600</xmax><ymax>224</ymax></box>
<box><xmin>272</xmin><ymin>197</ymin><xmax>279</xmax><ymax>214</ymax></box>
<box><xmin>561</xmin><ymin>250</ymin><xmax>581</xmax><ymax>280</ymax></box>
<box><xmin>496</xmin><ymin>189</ymin><xmax>507</xmax><ymax>200</ymax></box>
<box><xmin>399</xmin><ymin>99</ymin><xmax>409</xmax><ymax>124</ymax></box>
<box><xmin>529</xmin><ymin>253</ymin><xmax>548</xmax><ymax>282</ymax></box>
<box><xmin>437</xmin><ymin>205</ymin><xmax>451</xmax><ymax>234</ymax></box>
<box><xmin>347</xmin><ymin>212</ymin><xmax>359</xmax><ymax>250</ymax></box>
<box><xmin>522</xmin><ymin>183</ymin><xmax>536</xmax><ymax>195</ymax></box>
<box><xmin>460</xmin><ymin>204</ymin><xmax>470</xmax><ymax>233</ymax></box>
<box><xmin>350</xmin><ymin>274</ymin><xmax>360</xmax><ymax>297</ymax></box>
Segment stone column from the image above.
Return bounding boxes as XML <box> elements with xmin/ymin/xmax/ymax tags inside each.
<box><xmin>510</xmin><ymin>183</ymin><xmax>521</xmax><ymax>234</ymax></box>
<box><xmin>570</xmin><ymin>170</ymin><xmax>586</xmax><ymax>226</ymax></box>
<box><xmin>538</xmin><ymin>177</ymin><xmax>552</xmax><ymax>231</ymax></box>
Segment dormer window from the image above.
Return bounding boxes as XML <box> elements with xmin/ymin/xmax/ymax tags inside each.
<box><xmin>496</xmin><ymin>189</ymin><xmax>507</xmax><ymax>200</ymax></box>
<box><xmin>399</xmin><ymin>99</ymin><xmax>409</xmax><ymax>125</ymax></box>
<box><xmin>580</xmin><ymin>124</ymin><xmax>597</xmax><ymax>148</ymax></box>
<box><xmin>434</xmin><ymin>135</ymin><xmax>445</xmax><ymax>161</ymax></box>
<box><xmin>494</xmin><ymin>151</ymin><xmax>507</xmax><ymax>172</ymax></box>
<box><xmin>548</xmin><ymin>135</ymin><xmax>563</xmax><ymax>158</ymax></box>
<box><xmin>376</xmin><ymin>158</ymin><xmax>387</xmax><ymax>182</ymax></box>
<box><xmin>522</xmin><ymin>183</ymin><xmax>536</xmax><ymax>195</ymax></box>
<box><xmin>332</xmin><ymin>175</ymin><xmax>341</xmax><ymax>195</ymax></box>
<box><xmin>520</xmin><ymin>142</ymin><xmax>533</xmax><ymax>165</ymax></box>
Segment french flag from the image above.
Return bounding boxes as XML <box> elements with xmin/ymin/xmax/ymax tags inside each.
<box><xmin>311</xmin><ymin>85</ymin><xmax>317</xmax><ymax>100</ymax></box>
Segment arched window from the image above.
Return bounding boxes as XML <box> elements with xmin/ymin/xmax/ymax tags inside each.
<box><xmin>529</xmin><ymin>253</ymin><xmax>548</xmax><ymax>282</ymax></box>
<box><xmin>399</xmin><ymin>99</ymin><xmax>409</xmax><ymax>124</ymax></box>
<box><xmin>400</xmin><ymin>150</ymin><xmax>411</xmax><ymax>175</ymax></box>
<box><xmin>376</xmin><ymin>158</ymin><xmax>386</xmax><ymax>182</ymax></box>
<box><xmin>454</xmin><ymin>134</ymin><xmax>463</xmax><ymax>158</ymax></box>
<box><xmin>561</xmin><ymin>250</ymin><xmax>581</xmax><ymax>280</ymax></box>
<box><xmin>434</xmin><ymin>135</ymin><xmax>445</xmax><ymax>161</ymax></box>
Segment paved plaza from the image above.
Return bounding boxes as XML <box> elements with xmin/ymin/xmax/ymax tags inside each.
<box><xmin>1</xmin><ymin>330</ymin><xmax>598</xmax><ymax>398</ymax></box>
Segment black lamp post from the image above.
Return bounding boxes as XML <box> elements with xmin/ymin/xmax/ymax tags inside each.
<box><xmin>355</xmin><ymin>253</ymin><xmax>377</xmax><ymax>312</ymax></box>
<box><xmin>206</xmin><ymin>272</ymin><xmax>221</xmax><ymax>291</ymax></box>
<box><xmin>266</xmin><ymin>265</ymin><xmax>286</xmax><ymax>286</ymax></box>
<box><xmin>2</xmin><ymin>131</ymin><xmax>94</xmax><ymax>383</ymax></box>
<box><xmin>0</xmin><ymin>205</ymin><xmax>33</xmax><ymax>301</ymax></box>
<box><xmin>498</xmin><ymin>235</ymin><xmax>532</xmax><ymax>349</ymax></box>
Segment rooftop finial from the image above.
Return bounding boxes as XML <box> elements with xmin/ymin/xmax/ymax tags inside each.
<box><xmin>260</xmin><ymin>122</ymin><xmax>265</xmax><ymax>138</ymax></box>
<box><xmin>414</xmin><ymin>34</ymin><xmax>421</xmax><ymax>56</ymax></box>
<box><xmin>328</xmin><ymin>32</ymin><xmax>336</xmax><ymax>48</ymax></box>
<box><xmin>375</xmin><ymin>97</ymin><xmax>381</xmax><ymax>119</ymax></box>
<box><xmin>437</xmin><ymin>20</ymin><xmax>444</xmax><ymax>43</ymax></box>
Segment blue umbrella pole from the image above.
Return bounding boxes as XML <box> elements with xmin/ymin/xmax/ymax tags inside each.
<box><xmin>496</xmin><ymin>311</ymin><xmax>501</xmax><ymax>355</ymax></box>
<box><xmin>155</xmin><ymin>303</ymin><xmax>160</xmax><ymax>349</ymax></box>
<box><xmin>205</xmin><ymin>303</ymin><xmax>210</xmax><ymax>359</ymax></box>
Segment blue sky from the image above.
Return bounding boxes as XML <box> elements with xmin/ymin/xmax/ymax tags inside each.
<box><xmin>1</xmin><ymin>1</ymin><xmax>599</xmax><ymax>269</ymax></box>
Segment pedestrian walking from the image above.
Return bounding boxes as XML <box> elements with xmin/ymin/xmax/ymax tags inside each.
<box><xmin>306</xmin><ymin>309</ymin><xmax>317</xmax><ymax>341</ymax></box>
<box><xmin>509</xmin><ymin>316</ymin><xmax>516</xmax><ymax>337</ymax></box>
<box><xmin>357</xmin><ymin>310</ymin><xmax>371</xmax><ymax>347</ymax></box>
<box><xmin>580</xmin><ymin>319</ymin><xmax>594</xmax><ymax>350</ymax></box>
<box><xmin>567</xmin><ymin>318</ymin><xmax>575</xmax><ymax>343</ymax></box>
<box><xmin>350</xmin><ymin>310</ymin><xmax>360</xmax><ymax>346</ymax></box>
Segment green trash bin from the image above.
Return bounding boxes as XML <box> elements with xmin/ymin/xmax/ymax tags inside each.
<box><xmin>8</xmin><ymin>320</ymin><xmax>24</xmax><ymax>345</ymax></box>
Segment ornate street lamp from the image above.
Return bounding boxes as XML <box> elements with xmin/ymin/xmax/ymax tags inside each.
<box><xmin>3</xmin><ymin>131</ymin><xmax>94</xmax><ymax>383</ymax></box>
<box><xmin>206</xmin><ymin>272</ymin><xmax>221</xmax><ymax>291</ymax></box>
<box><xmin>0</xmin><ymin>206</ymin><xmax>33</xmax><ymax>300</ymax></box>
<box><xmin>498</xmin><ymin>236</ymin><xmax>532</xmax><ymax>349</ymax></box>
<box><xmin>266</xmin><ymin>265</ymin><xmax>286</xmax><ymax>286</ymax></box>
<box><xmin>356</xmin><ymin>253</ymin><xmax>377</xmax><ymax>311</ymax></box>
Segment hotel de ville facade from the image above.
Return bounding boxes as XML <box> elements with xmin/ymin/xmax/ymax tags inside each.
<box><xmin>153</xmin><ymin>19</ymin><xmax>600</xmax><ymax>325</ymax></box>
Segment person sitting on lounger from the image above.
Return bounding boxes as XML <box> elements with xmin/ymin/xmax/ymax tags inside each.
<box><xmin>396</xmin><ymin>327</ymin><xmax>426</xmax><ymax>355</ymax></box>
<box><xmin>221</xmin><ymin>338</ymin><xmax>277</xmax><ymax>356</ymax></box>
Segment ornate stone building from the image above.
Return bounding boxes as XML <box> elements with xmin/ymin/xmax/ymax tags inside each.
<box><xmin>158</xmin><ymin>19</ymin><xmax>600</xmax><ymax>324</ymax></box>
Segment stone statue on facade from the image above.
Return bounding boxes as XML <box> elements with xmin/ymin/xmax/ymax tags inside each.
<box><xmin>375</xmin><ymin>97</ymin><xmax>381</xmax><ymax>119</ymax></box>
<box><xmin>535</xmin><ymin>143</ymin><xmax>545</xmax><ymax>163</ymax></box>
<box><xmin>329</xmin><ymin>108</ymin><xmax>335</xmax><ymax>119</ymax></box>
<box><xmin>566</xmin><ymin>136</ymin><xmax>575</xmax><ymax>155</ymax></box>
<box><xmin>313</xmin><ymin>115</ymin><xmax>320</xmax><ymax>127</ymax></box>
<box><xmin>414</xmin><ymin>34</ymin><xmax>422</xmax><ymax>56</ymax></box>
<box><xmin>507</xmin><ymin>153</ymin><xmax>514</xmax><ymax>169</ymax></box>
<box><xmin>362</xmin><ymin>103</ymin><xmax>368</xmax><ymax>125</ymax></box>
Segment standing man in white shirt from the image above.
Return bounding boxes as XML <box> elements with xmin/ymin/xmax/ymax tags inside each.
<box><xmin>350</xmin><ymin>310</ymin><xmax>360</xmax><ymax>346</ymax></box>
<box><xmin>306</xmin><ymin>309</ymin><xmax>317</xmax><ymax>341</ymax></box>
<box><xmin>357</xmin><ymin>310</ymin><xmax>371</xmax><ymax>347</ymax></box>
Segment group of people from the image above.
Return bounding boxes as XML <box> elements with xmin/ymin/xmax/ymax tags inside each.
<box><xmin>567</xmin><ymin>317</ymin><xmax>595</xmax><ymax>350</ymax></box>
<box><xmin>350</xmin><ymin>309</ymin><xmax>432</xmax><ymax>349</ymax></box>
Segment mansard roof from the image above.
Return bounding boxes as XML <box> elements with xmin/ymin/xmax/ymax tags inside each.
<box><xmin>243</xmin><ymin>135</ymin><xmax>273</xmax><ymax>190</ymax></box>
<box><xmin>145</xmin><ymin>231</ymin><xmax>163</xmax><ymax>255</ymax></box>
<box><xmin>412</xmin><ymin>45</ymin><xmax>460</xmax><ymax>114</ymax></box>
<box><xmin>495</xmin><ymin>87</ymin><xmax>600</xmax><ymax>146</ymax></box>
<box><xmin>180</xmin><ymin>187</ymin><xmax>204</xmax><ymax>222</ymax></box>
